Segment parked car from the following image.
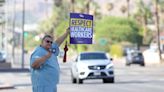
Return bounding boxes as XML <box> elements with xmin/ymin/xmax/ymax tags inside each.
<box><xmin>71</xmin><ymin>52</ymin><xmax>114</xmax><ymax>84</ymax></box>
<box><xmin>125</xmin><ymin>50</ymin><xmax>145</xmax><ymax>66</ymax></box>
<box><xmin>0</xmin><ymin>51</ymin><xmax>7</xmax><ymax>63</ymax></box>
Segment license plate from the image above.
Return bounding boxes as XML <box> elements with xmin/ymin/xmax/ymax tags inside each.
<box><xmin>94</xmin><ymin>72</ymin><xmax>101</xmax><ymax>76</ymax></box>
<box><xmin>136</xmin><ymin>57</ymin><xmax>139</xmax><ymax>60</ymax></box>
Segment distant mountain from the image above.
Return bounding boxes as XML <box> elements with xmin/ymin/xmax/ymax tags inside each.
<box><xmin>6</xmin><ymin>0</ymin><xmax>53</xmax><ymax>26</ymax></box>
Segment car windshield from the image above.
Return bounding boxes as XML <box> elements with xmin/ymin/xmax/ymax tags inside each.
<box><xmin>132</xmin><ymin>52</ymin><xmax>142</xmax><ymax>56</ymax></box>
<box><xmin>80</xmin><ymin>53</ymin><xmax>108</xmax><ymax>60</ymax></box>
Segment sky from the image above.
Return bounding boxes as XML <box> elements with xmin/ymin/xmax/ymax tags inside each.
<box><xmin>5</xmin><ymin>0</ymin><xmax>54</xmax><ymax>24</ymax></box>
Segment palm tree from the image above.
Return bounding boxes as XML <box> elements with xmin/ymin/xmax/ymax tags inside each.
<box><xmin>120</xmin><ymin>5</ymin><xmax>127</xmax><ymax>14</ymax></box>
<box><xmin>120</xmin><ymin>0</ymin><xmax>130</xmax><ymax>18</ymax></box>
<box><xmin>107</xmin><ymin>3</ymin><xmax>113</xmax><ymax>11</ymax></box>
<box><xmin>158</xmin><ymin>0</ymin><xmax>164</xmax><ymax>25</ymax></box>
<box><xmin>154</xmin><ymin>0</ymin><xmax>162</xmax><ymax>61</ymax></box>
<box><xmin>127</xmin><ymin>0</ymin><xmax>130</xmax><ymax>17</ymax></box>
<box><xmin>134</xmin><ymin>0</ymin><xmax>152</xmax><ymax>43</ymax></box>
<box><xmin>0</xmin><ymin>0</ymin><xmax>5</xmax><ymax>49</ymax></box>
<box><xmin>71</xmin><ymin>0</ymin><xmax>75</xmax><ymax>12</ymax></box>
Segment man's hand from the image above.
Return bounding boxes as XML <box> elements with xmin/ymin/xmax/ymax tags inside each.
<box><xmin>55</xmin><ymin>27</ymin><xmax>70</xmax><ymax>46</ymax></box>
<box><xmin>45</xmin><ymin>50</ymin><xmax>52</xmax><ymax>59</ymax></box>
<box><xmin>66</xmin><ymin>27</ymin><xmax>70</xmax><ymax>33</ymax></box>
<box><xmin>31</xmin><ymin>51</ymin><xmax>52</xmax><ymax>69</ymax></box>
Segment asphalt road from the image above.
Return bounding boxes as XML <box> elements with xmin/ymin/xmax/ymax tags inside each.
<box><xmin>0</xmin><ymin>58</ymin><xmax>164</xmax><ymax>92</ymax></box>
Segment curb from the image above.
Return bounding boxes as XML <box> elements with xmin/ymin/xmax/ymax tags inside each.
<box><xmin>0</xmin><ymin>68</ymin><xmax>30</xmax><ymax>72</ymax></box>
<box><xmin>0</xmin><ymin>84</ymin><xmax>14</xmax><ymax>90</ymax></box>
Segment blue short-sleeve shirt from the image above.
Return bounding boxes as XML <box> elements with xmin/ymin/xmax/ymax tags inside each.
<box><xmin>30</xmin><ymin>43</ymin><xmax>60</xmax><ymax>87</ymax></box>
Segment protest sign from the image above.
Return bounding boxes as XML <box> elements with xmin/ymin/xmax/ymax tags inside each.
<box><xmin>70</xmin><ymin>13</ymin><xmax>93</xmax><ymax>44</ymax></box>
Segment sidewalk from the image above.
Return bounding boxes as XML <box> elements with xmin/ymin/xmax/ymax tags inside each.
<box><xmin>0</xmin><ymin>71</ymin><xmax>31</xmax><ymax>90</ymax></box>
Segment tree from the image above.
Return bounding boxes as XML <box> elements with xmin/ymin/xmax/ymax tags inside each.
<box><xmin>120</xmin><ymin>5</ymin><xmax>127</xmax><ymax>14</ymax></box>
<box><xmin>0</xmin><ymin>0</ymin><xmax>5</xmax><ymax>6</ymax></box>
<box><xmin>70</xmin><ymin>0</ymin><xmax>100</xmax><ymax>17</ymax></box>
<box><xmin>95</xmin><ymin>16</ymin><xmax>142</xmax><ymax>51</ymax></box>
<box><xmin>120</xmin><ymin>0</ymin><xmax>130</xmax><ymax>17</ymax></box>
<box><xmin>157</xmin><ymin>0</ymin><xmax>164</xmax><ymax>26</ymax></box>
<box><xmin>37</xmin><ymin>0</ymin><xmax>100</xmax><ymax>52</ymax></box>
<box><xmin>0</xmin><ymin>0</ymin><xmax>5</xmax><ymax>49</ymax></box>
<box><xmin>154</xmin><ymin>0</ymin><xmax>162</xmax><ymax>61</ymax></box>
<box><xmin>133</xmin><ymin>0</ymin><xmax>152</xmax><ymax>44</ymax></box>
<box><xmin>127</xmin><ymin>0</ymin><xmax>130</xmax><ymax>17</ymax></box>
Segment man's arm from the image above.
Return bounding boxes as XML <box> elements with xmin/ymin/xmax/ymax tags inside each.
<box><xmin>55</xmin><ymin>28</ymin><xmax>70</xmax><ymax>46</ymax></box>
<box><xmin>31</xmin><ymin>51</ymin><xmax>52</xmax><ymax>69</ymax></box>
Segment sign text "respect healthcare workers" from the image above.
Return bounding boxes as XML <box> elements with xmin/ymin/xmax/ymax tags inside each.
<box><xmin>70</xmin><ymin>13</ymin><xmax>93</xmax><ymax>44</ymax></box>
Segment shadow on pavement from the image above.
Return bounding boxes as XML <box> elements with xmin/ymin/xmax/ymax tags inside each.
<box><xmin>0</xmin><ymin>68</ymin><xmax>30</xmax><ymax>73</ymax></box>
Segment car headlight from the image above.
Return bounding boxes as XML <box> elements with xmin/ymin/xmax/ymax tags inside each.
<box><xmin>106</xmin><ymin>63</ymin><xmax>114</xmax><ymax>69</ymax></box>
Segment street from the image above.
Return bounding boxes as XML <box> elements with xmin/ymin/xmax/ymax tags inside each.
<box><xmin>0</xmin><ymin>59</ymin><xmax>164</xmax><ymax>92</ymax></box>
<box><xmin>1</xmin><ymin>0</ymin><xmax>164</xmax><ymax>92</ymax></box>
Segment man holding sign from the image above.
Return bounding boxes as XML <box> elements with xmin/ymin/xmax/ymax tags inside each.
<box><xmin>70</xmin><ymin>13</ymin><xmax>93</xmax><ymax>44</ymax></box>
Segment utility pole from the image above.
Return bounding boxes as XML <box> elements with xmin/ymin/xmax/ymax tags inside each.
<box><xmin>12</xmin><ymin>0</ymin><xmax>16</xmax><ymax>64</ymax></box>
<box><xmin>155</xmin><ymin>0</ymin><xmax>162</xmax><ymax>62</ymax></box>
<box><xmin>21</xmin><ymin>0</ymin><xmax>25</xmax><ymax>69</ymax></box>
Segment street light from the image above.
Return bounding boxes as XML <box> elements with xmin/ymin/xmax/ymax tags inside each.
<box><xmin>21</xmin><ymin>0</ymin><xmax>25</xmax><ymax>69</ymax></box>
<box><xmin>12</xmin><ymin>0</ymin><xmax>16</xmax><ymax>65</ymax></box>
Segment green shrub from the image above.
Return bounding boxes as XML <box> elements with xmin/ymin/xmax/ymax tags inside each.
<box><xmin>110</xmin><ymin>44</ymin><xmax>123</xmax><ymax>58</ymax></box>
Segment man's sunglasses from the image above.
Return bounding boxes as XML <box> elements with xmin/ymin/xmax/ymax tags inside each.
<box><xmin>45</xmin><ymin>40</ymin><xmax>53</xmax><ymax>44</ymax></box>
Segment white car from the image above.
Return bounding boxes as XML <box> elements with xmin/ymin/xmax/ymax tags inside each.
<box><xmin>71</xmin><ymin>52</ymin><xmax>114</xmax><ymax>84</ymax></box>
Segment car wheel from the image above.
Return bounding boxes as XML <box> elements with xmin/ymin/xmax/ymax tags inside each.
<box><xmin>126</xmin><ymin>63</ymin><xmax>130</xmax><ymax>66</ymax></box>
<box><xmin>77</xmin><ymin>77</ymin><xmax>83</xmax><ymax>84</ymax></box>
<box><xmin>140</xmin><ymin>63</ymin><xmax>145</xmax><ymax>66</ymax></box>
<box><xmin>103</xmin><ymin>77</ymin><xmax>114</xmax><ymax>83</ymax></box>
<box><xmin>71</xmin><ymin>71</ymin><xmax>77</xmax><ymax>83</ymax></box>
<box><xmin>71</xmin><ymin>75</ymin><xmax>77</xmax><ymax>83</ymax></box>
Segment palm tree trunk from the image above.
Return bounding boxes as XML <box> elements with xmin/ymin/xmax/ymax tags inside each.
<box><xmin>127</xmin><ymin>0</ymin><xmax>130</xmax><ymax>18</ymax></box>
<box><xmin>71</xmin><ymin>0</ymin><xmax>75</xmax><ymax>12</ymax></box>
<box><xmin>155</xmin><ymin>0</ymin><xmax>162</xmax><ymax>62</ymax></box>
<box><xmin>86</xmin><ymin>0</ymin><xmax>90</xmax><ymax>14</ymax></box>
<box><xmin>143</xmin><ymin>15</ymin><xmax>147</xmax><ymax>38</ymax></box>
